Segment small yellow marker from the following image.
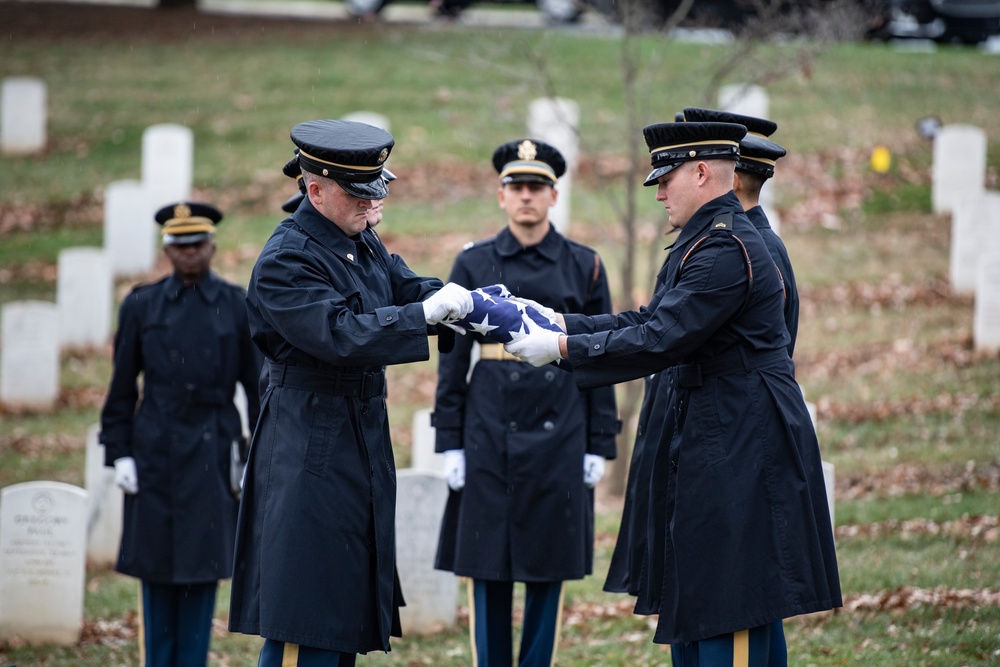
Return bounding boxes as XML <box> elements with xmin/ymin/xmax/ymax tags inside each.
<box><xmin>871</xmin><ymin>145</ymin><xmax>891</xmax><ymax>174</ymax></box>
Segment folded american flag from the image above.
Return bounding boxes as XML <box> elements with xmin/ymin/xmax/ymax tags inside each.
<box><xmin>455</xmin><ymin>284</ymin><xmax>561</xmax><ymax>344</ymax></box>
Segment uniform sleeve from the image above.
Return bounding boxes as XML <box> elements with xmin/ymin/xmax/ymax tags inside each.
<box><xmin>431</xmin><ymin>255</ymin><xmax>476</xmax><ymax>453</ymax></box>
<box><xmin>579</xmin><ymin>254</ymin><xmax>619</xmax><ymax>459</ymax></box>
<box><xmin>99</xmin><ymin>292</ymin><xmax>144</xmax><ymax>466</ymax></box>
<box><xmin>567</xmin><ymin>236</ymin><xmax>750</xmax><ymax>390</ymax></box>
<box><xmin>250</xmin><ymin>241</ymin><xmax>432</xmax><ymax>368</ymax></box>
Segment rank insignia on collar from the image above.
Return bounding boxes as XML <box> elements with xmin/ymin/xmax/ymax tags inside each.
<box><xmin>347</xmin><ymin>253</ymin><xmax>354</xmax><ymax>261</ymax></box>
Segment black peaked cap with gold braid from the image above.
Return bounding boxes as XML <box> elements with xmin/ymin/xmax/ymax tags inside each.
<box><xmin>291</xmin><ymin>119</ymin><xmax>394</xmax><ymax>200</ymax></box>
<box><xmin>681</xmin><ymin>107</ymin><xmax>785</xmax><ymax>179</ymax></box>
<box><xmin>492</xmin><ymin>139</ymin><xmax>566</xmax><ymax>185</ymax></box>
<box><xmin>641</xmin><ymin>121</ymin><xmax>746</xmax><ymax>186</ymax></box>
<box><xmin>155</xmin><ymin>201</ymin><xmax>222</xmax><ymax>245</ymax></box>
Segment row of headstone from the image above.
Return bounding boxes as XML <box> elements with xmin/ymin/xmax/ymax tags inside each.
<box><xmin>932</xmin><ymin>123</ymin><xmax>1000</xmax><ymax>351</ymax></box>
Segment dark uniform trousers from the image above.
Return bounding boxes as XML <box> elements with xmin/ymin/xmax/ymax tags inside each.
<box><xmin>140</xmin><ymin>581</ymin><xmax>217</xmax><ymax>667</ymax></box>
<box><xmin>258</xmin><ymin>640</ymin><xmax>357</xmax><ymax>666</ymax></box>
<box><xmin>670</xmin><ymin>620</ymin><xmax>787</xmax><ymax>667</ymax></box>
<box><xmin>470</xmin><ymin>579</ymin><xmax>564</xmax><ymax>667</ymax></box>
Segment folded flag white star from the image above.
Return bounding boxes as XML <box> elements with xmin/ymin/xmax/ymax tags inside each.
<box><xmin>455</xmin><ymin>284</ymin><xmax>561</xmax><ymax>344</ymax></box>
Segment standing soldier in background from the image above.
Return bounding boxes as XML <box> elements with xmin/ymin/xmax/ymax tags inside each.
<box><xmin>433</xmin><ymin>139</ymin><xmax>619</xmax><ymax>667</ymax></box>
<box><xmin>229</xmin><ymin>119</ymin><xmax>473</xmax><ymax>666</ymax></box>
<box><xmin>100</xmin><ymin>201</ymin><xmax>263</xmax><ymax>667</ymax></box>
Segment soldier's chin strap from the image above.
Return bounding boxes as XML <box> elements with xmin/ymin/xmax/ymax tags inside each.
<box><xmin>677</xmin><ymin>212</ymin><xmax>755</xmax><ymax>322</ymax></box>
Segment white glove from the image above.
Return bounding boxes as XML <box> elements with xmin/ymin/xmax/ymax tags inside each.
<box><xmin>423</xmin><ymin>282</ymin><xmax>474</xmax><ymax>326</ymax></box>
<box><xmin>113</xmin><ymin>456</ymin><xmax>139</xmax><ymax>495</ymax></box>
<box><xmin>443</xmin><ymin>449</ymin><xmax>466</xmax><ymax>491</ymax></box>
<box><xmin>504</xmin><ymin>322</ymin><xmax>564</xmax><ymax>367</ymax></box>
<box><xmin>583</xmin><ymin>454</ymin><xmax>606</xmax><ymax>488</ymax></box>
<box><xmin>508</xmin><ymin>295</ymin><xmax>562</xmax><ymax>329</ymax></box>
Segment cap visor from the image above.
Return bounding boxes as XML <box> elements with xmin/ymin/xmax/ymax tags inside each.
<box><xmin>643</xmin><ymin>162</ymin><xmax>682</xmax><ymax>186</ymax></box>
<box><xmin>164</xmin><ymin>232</ymin><xmax>213</xmax><ymax>245</ymax></box>
<box><xmin>337</xmin><ymin>178</ymin><xmax>389</xmax><ymax>200</ymax></box>
<box><xmin>502</xmin><ymin>174</ymin><xmax>556</xmax><ymax>186</ymax></box>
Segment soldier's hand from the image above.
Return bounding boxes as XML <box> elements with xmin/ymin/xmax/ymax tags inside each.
<box><xmin>504</xmin><ymin>322</ymin><xmax>564</xmax><ymax>367</ymax></box>
<box><xmin>423</xmin><ymin>282</ymin><xmax>474</xmax><ymax>326</ymax></box>
<box><xmin>583</xmin><ymin>453</ymin><xmax>606</xmax><ymax>488</ymax></box>
<box><xmin>443</xmin><ymin>449</ymin><xmax>466</xmax><ymax>491</ymax></box>
<box><xmin>113</xmin><ymin>456</ymin><xmax>139</xmax><ymax>495</ymax></box>
<box><xmin>509</xmin><ymin>295</ymin><xmax>563</xmax><ymax>330</ymax></box>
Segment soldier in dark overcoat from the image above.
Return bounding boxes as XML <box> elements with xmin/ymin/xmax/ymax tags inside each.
<box><xmin>228</xmin><ymin>120</ymin><xmax>473</xmax><ymax>667</ymax></box>
<box><xmin>432</xmin><ymin>139</ymin><xmax>619</xmax><ymax>667</ymax></box>
<box><xmin>605</xmin><ymin>109</ymin><xmax>802</xmax><ymax>617</ymax></box>
<box><xmin>506</xmin><ymin>122</ymin><xmax>841</xmax><ymax>666</ymax></box>
<box><xmin>100</xmin><ymin>201</ymin><xmax>263</xmax><ymax>667</ymax></box>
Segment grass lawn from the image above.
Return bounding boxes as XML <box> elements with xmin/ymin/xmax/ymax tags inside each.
<box><xmin>1</xmin><ymin>3</ymin><xmax>998</xmax><ymax>665</ymax></box>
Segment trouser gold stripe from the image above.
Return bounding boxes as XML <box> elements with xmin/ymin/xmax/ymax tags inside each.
<box><xmin>733</xmin><ymin>629</ymin><xmax>749</xmax><ymax>667</ymax></box>
<box><xmin>282</xmin><ymin>642</ymin><xmax>300</xmax><ymax>667</ymax></box>
<box><xmin>466</xmin><ymin>578</ymin><xmax>478</xmax><ymax>667</ymax></box>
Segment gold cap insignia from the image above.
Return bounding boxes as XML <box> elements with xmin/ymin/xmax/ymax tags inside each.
<box><xmin>688</xmin><ymin>150</ymin><xmax>697</xmax><ymax>157</ymax></box>
<box><xmin>322</xmin><ymin>168</ymin><xmax>329</xmax><ymax>176</ymax></box>
<box><xmin>517</xmin><ymin>140</ymin><xmax>537</xmax><ymax>161</ymax></box>
<box><xmin>173</xmin><ymin>203</ymin><xmax>191</xmax><ymax>219</ymax></box>
<box><xmin>378</xmin><ymin>148</ymin><xmax>389</xmax><ymax>164</ymax></box>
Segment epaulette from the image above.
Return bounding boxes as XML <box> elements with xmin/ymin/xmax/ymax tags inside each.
<box><xmin>462</xmin><ymin>241</ymin><xmax>475</xmax><ymax>251</ymax></box>
<box><xmin>709</xmin><ymin>212</ymin><xmax>734</xmax><ymax>232</ymax></box>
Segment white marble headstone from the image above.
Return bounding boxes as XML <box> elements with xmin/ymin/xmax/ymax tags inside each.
<box><xmin>411</xmin><ymin>408</ymin><xmax>444</xmax><ymax>474</ymax></box>
<box><xmin>141</xmin><ymin>123</ymin><xmax>193</xmax><ymax>212</ymax></box>
<box><xmin>528</xmin><ymin>97</ymin><xmax>579</xmax><ymax>233</ymax></box>
<box><xmin>0</xmin><ymin>481</ymin><xmax>88</xmax><ymax>645</ymax></box>
<box><xmin>0</xmin><ymin>301</ymin><xmax>60</xmax><ymax>410</ymax></box>
<box><xmin>103</xmin><ymin>179</ymin><xmax>157</xmax><ymax>277</ymax></box>
<box><xmin>949</xmin><ymin>191</ymin><xmax>1000</xmax><ymax>295</ymax></box>
<box><xmin>1</xmin><ymin>76</ymin><xmax>47</xmax><ymax>155</ymax></box>
<box><xmin>395</xmin><ymin>469</ymin><xmax>457</xmax><ymax>635</ymax></box>
<box><xmin>84</xmin><ymin>424</ymin><xmax>123</xmax><ymax>568</ymax></box>
<box><xmin>341</xmin><ymin>111</ymin><xmax>391</xmax><ymax>132</ymax></box>
<box><xmin>57</xmin><ymin>247</ymin><xmax>113</xmax><ymax>349</ymax></box>
<box><xmin>974</xmin><ymin>253</ymin><xmax>1000</xmax><ymax>353</ymax></box>
<box><xmin>932</xmin><ymin>124</ymin><xmax>986</xmax><ymax>215</ymax></box>
<box><xmin>718</xmin><ymin>83</ymin><xmax>769</xmax><ymax>119</ymax></box>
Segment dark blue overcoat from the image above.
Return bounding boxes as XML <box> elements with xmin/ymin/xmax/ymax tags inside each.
<box><xmin>433</xmin><ymin>227</ymin><xmax>618</xmax><ymax>582</ymax></box>
<box><xmin>100</xmin><ymin>272</ymin><xmax>262</xmax><ymax>584</ymax></box>
<box><xmin>746</xmin><ymin>204</ymin><xmax>800</xmax><ymax>357</ymax></box>
<box><xmin>228</xmin><ymin>199</ymin><xmax>443</xmax><ymax>654</ymax></box>
<box><xmin>564</xmin><ymin>191</ymin><xmax>840</xmax><ymax>644</ymax></box>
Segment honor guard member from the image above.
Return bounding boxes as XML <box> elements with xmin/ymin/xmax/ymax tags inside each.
<box><xmin>506</xmin><ymin>122</ymin><xmax>841</xmax><ymax>667</ymax></box>
<box><xmin>603</xmin><ymin>110</ymin><xmax>801</xmax><ymax>620</ymax></box>
<box><xmin>228</xmin><ymin>120</ymin><xmax>473</xmax><ymax>667</ymax></box>
<box><xmin>681</xmin><ymin>106</ymin><xmax>798</xmax><ymax>357</ymax></box>
<box><xmin>432</xmin><ymin>139</ymin><xmax>619</xmax><ymax>667</ymax></box>
<box><xmin>99</xmin><ymin>202</ymin><xmax>263</xmax><ymax>667</ymax></box>
<box><xmin>281</xmin><ymin>148</ymin><xmax>397</xmax><ymax>230</ymax></box>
